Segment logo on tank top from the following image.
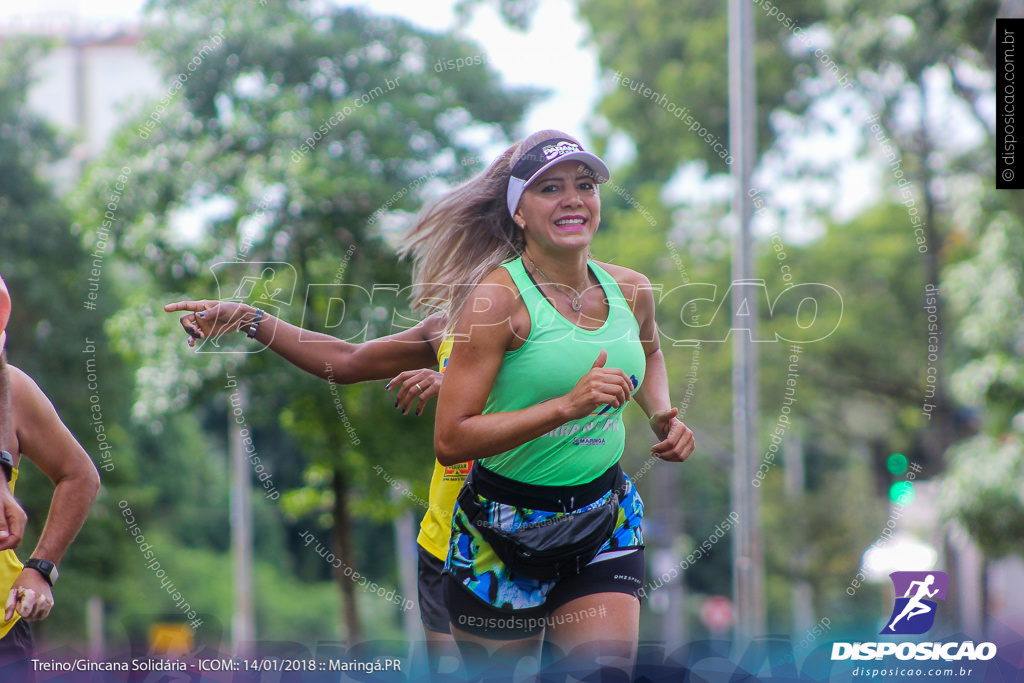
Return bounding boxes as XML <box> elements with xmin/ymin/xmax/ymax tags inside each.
<box><xmin>542</xmin><ymin>418</ymin><xmax>620</xmax><ymax>440</ymax></box>
<box><xmin>443</xmin><ymin>463</ymin><xmax>469</xmax><ymax>480</ymax></box>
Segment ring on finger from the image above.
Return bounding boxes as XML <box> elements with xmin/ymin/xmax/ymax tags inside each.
<box><xmin>415</xmin><ymin>383</ymin><xmax>422</xmax><ymax>392</ymax></box>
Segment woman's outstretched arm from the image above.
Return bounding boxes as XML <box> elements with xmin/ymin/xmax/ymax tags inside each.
<box><xmin>165</xmin><ymin>299</ymin><xmax>444</xmax><ymax>384</ymax></box>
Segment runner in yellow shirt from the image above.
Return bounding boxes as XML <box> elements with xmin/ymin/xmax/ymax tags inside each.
<box><xmin>166</xmin><ymin>301</ymin><xmax>464</xmax><ymax>670</ymax></box>
<box><xmin>0</xmin><ymin>274</ymin><xmax>101</xmax><ymax>681</ymax></box>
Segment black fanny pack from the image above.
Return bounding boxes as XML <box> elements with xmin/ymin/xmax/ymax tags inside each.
<box><xmin>456</xmin><ymin>466</ymin><xmax>627</xmax><ymax>581</ymax></box>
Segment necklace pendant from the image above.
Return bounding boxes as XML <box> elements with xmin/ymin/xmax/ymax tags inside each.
<box><xmin>571</xmin><ymin>297</ymin><xmax>582</xmax><ymax>312</ymax></box>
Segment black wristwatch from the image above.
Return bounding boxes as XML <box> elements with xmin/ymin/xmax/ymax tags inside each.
<box><xmin>245</xmin><ymin>308</ymin><xmax>265</xmax><ymax>339</ymax></box>
<box><xmin>24</xmin><ymin>558</ymin><xmax>58</xmax><ymax>587</ymax></box>
<box><xmin>0</xmin><ymin>450</ymin><xmax>12</xmax><ymax>482</ymax></box>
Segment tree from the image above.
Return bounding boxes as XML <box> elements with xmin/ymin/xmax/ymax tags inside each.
<box><xmin>468</xmin><ymin>0</ymin><xmax>998</xmax><ymax>465</ymax></box>
<box><xmin>0</xmin><ymin>37</ymin><xmax>148</xmax><ymax>646</ymax></box>
<box><xmin>942</xmin><ymin>212</ymin><xmax>1024</xmax><ymax>559</ymax></box>
<box><xmin>817</xmin><ymin>0</ymin><xmax>1000</xmax><ymax>466</ymax></box>
<box><xmin>461</xmin><ymin>0</ymin><xmax>826</xmax><ymax>181</ymax></box>
<box><xmin>76</xmin><ymin>0</ymin><xmax>533</xmax><ymax>640</ymax></box>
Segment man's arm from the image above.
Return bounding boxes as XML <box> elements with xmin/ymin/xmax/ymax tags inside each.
<box><xmin>0</xmin><ymin>353</ymin><xmax>26</xmax><ymax>552</ymax></box>
<box><xmin>5</xmin><ymin>365</ymin><xmax>100</xmax><ymax>621</ymax></box>
<box><xmin>0</xmin><ymin>274</ymin><xmax>9</xmax><ymax>353</ymax></box>
<box><xmin>0</xmin><ymin>283</ymin><xmax>27</xmax><ymax>550</ymax></box>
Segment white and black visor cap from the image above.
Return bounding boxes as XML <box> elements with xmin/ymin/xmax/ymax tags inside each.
<box><xmin>506</xmin><ymin>136</ymin><xmax>611</xmax><ymax>217</ymax></box>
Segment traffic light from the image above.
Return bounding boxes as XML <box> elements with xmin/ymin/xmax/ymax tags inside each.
<box><xmin>887</xmin><ymin>453</ymin><xmax>914</xmax><ymax>504</ymax></box>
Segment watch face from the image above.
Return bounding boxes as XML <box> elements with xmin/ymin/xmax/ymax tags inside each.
<box><xmin>27</xmin><ymin>559</ymin><xmax>57</xmax><ymax>585</ymax></box>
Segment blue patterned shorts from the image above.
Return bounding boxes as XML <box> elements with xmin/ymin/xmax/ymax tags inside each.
<box><xmin>445</xmin><ymin>465</ymin><xmax>644</xmax><ymax>612</ymax></box>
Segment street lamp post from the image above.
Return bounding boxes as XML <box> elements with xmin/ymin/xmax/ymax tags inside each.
<box><xmin>729</xmin><ymin>0</ymin><xmax>765</xmax><ymax>647</ymax></box>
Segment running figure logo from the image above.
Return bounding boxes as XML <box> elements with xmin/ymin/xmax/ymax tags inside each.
<box><xmin>882</xmin><ymin>571</ymin><xmax>949</xmax><ymax>635</ymax></box>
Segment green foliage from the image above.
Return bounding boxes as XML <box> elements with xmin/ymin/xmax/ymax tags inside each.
<box><xmin>582</xmin><ymin>0</ymin><xmax>827</xmax><ymax>180</ymax></box>
<box><xmin>91</xmin><ymin>0</ymin><xmax>533</xmax><ymax>275</ymax></box>
<box><xmin>0</xmin><ymin>36</ymin><xmax>152</xmax><ymax>642</ymax></box>
<box><xmin>463</xmin><ymin>0</ymin><xmax>827</xmax><ymax>180</ymax></box>
<box><xmin>941</xmin><ymin>210</ymin><xmax>1024</xmax><ymax>556</ymax></box>
<box><xmin>946</xmin><ymin>217</ymin><xmax>1024</xmax><ymax>426</ymax></box>
<box><xmin>0</xmin><ymin>39</ymin><xmax>64</xmax><ymax>183</ymax></box>
<box><xmin>942</xmin><ymin>435</ymin><xmax>1024</xmax><ymax>558</ymax></box>
<box><xmin>455</xmin><ymin>0</ymin><xmax>539</xmax><ymax>30</ymax></box>
<box><xmin>70</xmin><ymin>0</ymin><xmax>535</xmax><ymax>641</ymax></box>
<box><xmin>1</xmin><ymin>0</ymin><xmax>1004</xmax><ymax>650</ymax></box>
<box><xmin>781</xmin><ymin>204</ymin><xmax>932</xmax><ymax>412</ymax></box>
<box><xmin>108</xmin><ymin>528</ymin><xmax>346</xmax><ymax>648</ymax></box>
<box><xmin>0</xmin><ymin>38</ymin><xmax>104</xmax><ymax>425</ymax></box>
<box><xmin>828</xmin><ymin>0</ymin><xmax>997</xmax><ymax>84</ymax></box>
<box><xmin>78</xmin><ymin>0</ymin><xmax>534</xmax><ymax>447</ymax></box>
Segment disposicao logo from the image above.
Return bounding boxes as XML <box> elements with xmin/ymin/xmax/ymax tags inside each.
<box><xmin>882</xmin><ymin>571</ymin><xmax>948</xmax><ymax>635</ymax></box>
<box><xmin>831</xmin><ymin>570</ymin><xmax>997</xmax><ymax>662</ymax></box>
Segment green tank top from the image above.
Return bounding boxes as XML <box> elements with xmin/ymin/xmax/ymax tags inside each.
<box><xmin>479</xmin><ymin>257</ymin><xmax>647</xmax><ymax>486</ymax></box>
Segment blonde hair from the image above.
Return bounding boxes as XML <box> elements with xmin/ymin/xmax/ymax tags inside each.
<box><xmin>400</xmin><ymin>130</ymin><xmax>571</xmax><ymax>324</ymax></box>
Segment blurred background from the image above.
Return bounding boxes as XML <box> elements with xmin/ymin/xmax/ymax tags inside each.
<box><xmin>0</xmin><ymin>0</ymin><xmax>1019</xmax><ymax>673</ymax></box>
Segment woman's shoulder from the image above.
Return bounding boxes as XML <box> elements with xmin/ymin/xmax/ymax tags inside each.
<box><xmin>466</xmin><ymin>264</ymin><xmax>522</xmax><ymax>314</ymax></box>
<box><xmin>592</xmin><ymin>260</ymin><xmax>652</xmax><ymax>293</ymax></box>
<box><xmin>591</xmin><ymin>261</ymin><xmax>657</xmax><ymax>326</ymax></box>
<box><xmin>478</xmin><ymin>261</ymin><xmax>519</xmax><ymax>289</ymax></box>
<box><xmin>453</xmin><ymin>263</ymin><xmax>529</xmax><ymax>342</ymax></box>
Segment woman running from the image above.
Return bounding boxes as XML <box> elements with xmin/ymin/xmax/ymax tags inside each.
<box><xmin>409</xmin><ymin>130</ymin><xmax>695</xmax><ymax>678</ymax></box>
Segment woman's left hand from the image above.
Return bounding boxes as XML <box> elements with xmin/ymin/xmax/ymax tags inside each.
<box><xmin>648</xmin><ymin>407</ymin><xmax>695</xmax><ymax>462</ymax></box>
<box><xmin>387</xmin><ymin>369</ymin><xmax>443</xmax><ymax>416</ymax></box>
<box><xmin>165</xmin><ymin>300</ymin><xmax>250</xmax><ymax>346</ymax></box>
